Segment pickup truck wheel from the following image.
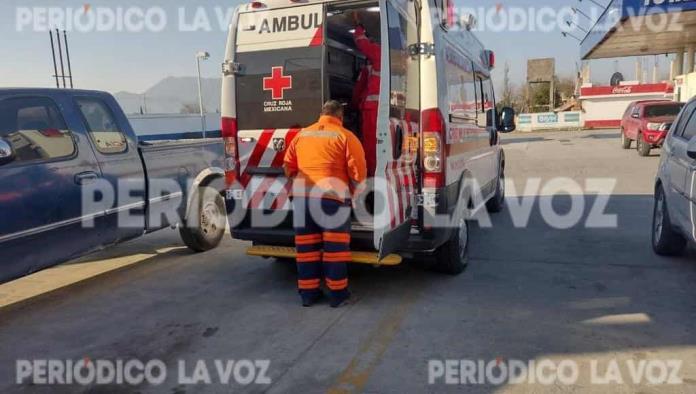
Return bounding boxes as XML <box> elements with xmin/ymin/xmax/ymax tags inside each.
<box><xmin>486</xmin><ymin>162</ymin><xmax>505</xmax><ymax>213</ymax></box>
<box><xmin>621</xmin><ymin>130</ymin><xmax>632</xmax><ymax>149</ymax></box>
<box><xmin>431</xmin><ymin>216</ymin><xmax>469</xmax><ymax>275</ymax></box>
<box><xmin>637</xmin><ymin>133</ymin><xmax>651</xmax><ymax>157</ymax></box>
<box><xmin>179</xmin><ymin>186</ymin><xmax>226</xmax><ymax>252</ymax></box>
<box><xmin>652</xmin><ymin>185</ymin><xmax>686</xmax><ymax>256</ymax></box>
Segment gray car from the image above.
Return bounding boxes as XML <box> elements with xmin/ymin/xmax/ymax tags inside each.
<box><xmin>653</xmin><ymin>97</ymin><xmax>696</xmax><ymax>255</ymax></box>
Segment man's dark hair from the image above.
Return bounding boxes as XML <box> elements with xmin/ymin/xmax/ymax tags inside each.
<box><xmin>321</xmin><ymin>100</ymin><xmax>344</xmax><ymax>118</ymax></box>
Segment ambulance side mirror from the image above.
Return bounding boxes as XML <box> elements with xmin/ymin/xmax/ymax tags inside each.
<box><xmin>498</xmin><ymin>107</ymin><xmax>516</xmax><ymax>133</ymax></box>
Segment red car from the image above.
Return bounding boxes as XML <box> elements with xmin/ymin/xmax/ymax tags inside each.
<box><xmin>620</xmin><ymin>100</ymin><xmax>685</xmax><ymax>156</ymax></box>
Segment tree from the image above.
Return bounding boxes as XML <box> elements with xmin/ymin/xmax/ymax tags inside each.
<box><xmin>500</xmin><ymin>62</ymin><xmax>514</xmax><ymax>108</ymax></box>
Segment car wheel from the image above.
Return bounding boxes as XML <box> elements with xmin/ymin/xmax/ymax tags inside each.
<box><xmin>621</xmin><ymin>129</ymin><xmax>632</xmax><ymax>149</ymax></box>
<box><xmin>652</xmin><ymin>185</ymin><xmax>686</xmax><ymax>256</ymax></box>
<box><xmin>486</xmin><ymin>160</ymin><xmax>505</xmax><ymax>213</ymax></box>
<box><xmin>431</xmin><ymin>216</ymin><xmax>469</xmax><ymax>275</ymax></box>
<box><xmin>637</xmin><ymin>133</ymin><xmax>651</xmax><ymax>157</ymax></box>
<box><xmin>180</xmin><ymin>185</ymin><xmax>227</xmax><ymax>252</ymax></box>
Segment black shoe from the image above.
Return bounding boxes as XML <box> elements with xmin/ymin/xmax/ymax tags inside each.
<box><xmin>301</xmin><ymin>292</ymin><xmax>324</xmax><ymax>307</ymax></box>
<box><xmin>329</xmin><ymin>291</ymin><xmax>354</xmax><ymax>308</ymax></box>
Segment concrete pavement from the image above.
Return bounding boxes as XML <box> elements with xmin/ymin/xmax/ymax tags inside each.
<box><xmin>1</xmin><ymin>129</ymin><xmax>695</xmax><ymax>393</ymax></box>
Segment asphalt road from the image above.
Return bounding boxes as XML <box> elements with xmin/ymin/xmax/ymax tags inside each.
<box><xmin>1</xmin><ymin>129</ymin><xmax>696</xmax><ymax>393</ymax></box>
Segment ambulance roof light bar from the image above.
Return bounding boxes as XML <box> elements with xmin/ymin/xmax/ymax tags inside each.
<box><xmin>250</xmin><ymin>1</ymin><xmax>266</xmax><ymax>9</ymax></box>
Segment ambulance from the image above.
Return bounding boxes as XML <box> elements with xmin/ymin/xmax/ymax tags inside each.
<box><xmin>221</xmin><ymin>0</ymin><xmax>516</xmax><ymax>274</ymax></box>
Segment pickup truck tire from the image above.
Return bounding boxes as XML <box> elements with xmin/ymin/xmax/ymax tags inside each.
<box><xmin>652</xmin><ymin>185</ymin><xmax>686</xmax><ymax>256</ymax></box>
<box><xmin>637</xmin><ymin>133</ymin><xmax>651</xmax><ymax>157</ymax></box>
<box><xmin>486</xmin><ymin>161</ymin><xmax>505</xmax><ymax>213</ymax></box>
<box><xmin>431</xmin><ymin>217</ymin><xmax>469</xmax><ymax>275</ymax></box>
<box><xmin>621</xmin><ymin>130</ymin><xmax>632</xmax><ymax>149</ymax></box>
<box><xmin>179</xmin><ymin>186</ymin><xmax>226</xmax><ymax>252</ymax></box>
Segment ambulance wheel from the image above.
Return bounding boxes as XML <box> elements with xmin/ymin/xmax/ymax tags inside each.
<box><xmin>432</xmin><ymin>217</ymin><xmax>469</xmax><ymax>275</ymax></box>
<box><xmin>180</xmin><ymin>186</ymin><xmax>226</xmax><ymax>252</ymax></box>
<box><xmin>486</xmin><ymin>161</ymin><xmax>505</xmax><ymax>213</ymax></box>
<box><xmin>621</xmin><ymin>130</ymin><xmax>632</xmax><ymax>149</ymax></box>
<box><xmin>637</xmin><ymin>133</ymin><xmax>651</xmax><ymax>157</ymax></box>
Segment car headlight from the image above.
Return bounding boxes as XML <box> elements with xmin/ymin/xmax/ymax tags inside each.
<box><xmin>646</xmin><ymin>122</ymin><xmax>662</xmax><ymax>131</ymax></box>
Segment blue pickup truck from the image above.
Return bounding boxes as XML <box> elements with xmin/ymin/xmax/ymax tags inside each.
<box><xmin>0</xmin><ymin>89</ymin><xmax>227</xmax><ymax>283</ymax></box>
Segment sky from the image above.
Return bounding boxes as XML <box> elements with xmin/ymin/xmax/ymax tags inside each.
<box><xmin>0</xmin><ymin>0</ymin><xmax>675</xmax><ymax>94</ymax></box>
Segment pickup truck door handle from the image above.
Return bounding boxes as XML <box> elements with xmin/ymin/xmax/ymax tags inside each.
<box><xmin>74</xmin><ymin>171</ymin><xmax>99</xmax><ymax>185</ymax></box>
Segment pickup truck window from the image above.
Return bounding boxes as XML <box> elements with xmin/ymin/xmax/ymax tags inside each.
<box><xmin>76</xmin><ymin>98</ymin><xmax>128</xmax><ymax>154</ymax></box>
<box><xmin>0</xmin><ymin>97</ymin><xmax>76</xmax><ymax>164</ymax></box>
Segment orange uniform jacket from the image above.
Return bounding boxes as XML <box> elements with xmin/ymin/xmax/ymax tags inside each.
<box><xmin>284</xmin><ymin>115</ymin><xmax>367</xmax><ymax>202</ymax></box>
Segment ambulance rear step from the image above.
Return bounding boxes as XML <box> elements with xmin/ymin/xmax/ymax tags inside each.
<box><xmin>246</xmin><ymin>246</ymin><xmax>402</xmax><ymax>266</ymax></box>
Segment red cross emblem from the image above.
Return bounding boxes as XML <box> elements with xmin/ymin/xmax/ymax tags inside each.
<box><xmin>263</xmin><ymin>66</ymin><xmax>292</xmax><ymax>100</ymax></box>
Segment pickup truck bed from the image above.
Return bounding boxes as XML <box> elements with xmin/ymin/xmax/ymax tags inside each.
<box><xmin>0</xmin><ymin>89</ymin><xmax>226</xmax><ymax>283</ymax></box>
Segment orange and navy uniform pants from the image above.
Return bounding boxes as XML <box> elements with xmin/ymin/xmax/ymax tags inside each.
<box><xmin>293</xmin><ymin>197</ymin><xmax>351</xmax><ymax>299</ymax></box>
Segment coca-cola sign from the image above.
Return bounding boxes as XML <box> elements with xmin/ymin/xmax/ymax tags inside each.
<box><xmin>612</xmin><ymin>86</ymin><xmax>633</xmax><ymax>94</ymax></box>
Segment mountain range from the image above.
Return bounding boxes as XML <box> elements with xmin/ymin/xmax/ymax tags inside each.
<box><xmin>114</xmin><ymin>76</ymin><xmax>222</xmax><ymax>115</ymax></box>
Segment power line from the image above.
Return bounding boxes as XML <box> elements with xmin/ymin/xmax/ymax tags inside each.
<box><xmin>562</xmin><ymin>32</ymin><xmax>582</xmax><ymax>42</ymax></box>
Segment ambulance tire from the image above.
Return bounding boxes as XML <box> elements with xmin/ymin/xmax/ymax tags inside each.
<box><xmin>486</xmin><ymin>161</ymin><xmax>505</xmax><ymax>213</ymax></box>
<box><xmin>432</xmin><ymin>217</ymin><xmax>469</xmax><ymax>275</ymax></box>
<box><xmin>180</xmin><ymin>186</ymin><xmax>226</xmax><ymax>252</ymax></box>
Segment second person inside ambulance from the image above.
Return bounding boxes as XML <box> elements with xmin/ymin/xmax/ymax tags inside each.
<box><xmin>351</xmin><ymin>11</ymin><xmax>381</xmax><ymax>178</ymax></box>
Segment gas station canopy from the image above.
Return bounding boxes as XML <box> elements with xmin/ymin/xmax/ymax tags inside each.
<box><xmin>581</xmin><ymin>0</ymin><xmax>696</xmax><ymax>60</ymax></box>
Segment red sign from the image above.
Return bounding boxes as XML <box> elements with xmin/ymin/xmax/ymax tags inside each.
<box><xmin>263</xmin><ymin>66</ymin><xmax>292</xmax><ymax>100</ymax></box>
<box><xmin>580</xmin><ymin>83</ymin><xmax>673</xmax><ymax>97</ymax></box>
<box><xmin>611</xmin><ymin>86</ymin><xmax>632</xmax><ymax>94</ymax></box>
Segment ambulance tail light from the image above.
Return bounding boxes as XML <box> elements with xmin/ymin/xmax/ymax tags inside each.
<box><xmin>422</xmin><ymin>108</ymin><xmax>446</xmax><ymax>188</ymax></box>
<box><xmin>222</xmin><ymin>117</ymin><xmax>239</xmax><ymax>186</ymax></box>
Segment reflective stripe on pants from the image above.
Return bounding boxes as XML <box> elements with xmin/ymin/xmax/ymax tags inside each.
<box><xmin>293</xmin><ymin>198</ymin><xmax>351</xmax><ymax>298</ymax></box>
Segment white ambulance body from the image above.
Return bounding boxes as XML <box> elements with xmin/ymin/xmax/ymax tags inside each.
<box><xmin>221</xmin><ymin>0</ymin><xmax>515</xmax><ymax>274</ymax></box>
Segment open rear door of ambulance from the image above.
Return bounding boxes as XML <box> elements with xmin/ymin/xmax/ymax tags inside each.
<box><xmin>374</xmin><ymin>0</ymin><xmax>421</xmax><ymax>259</ymax></box>
<box><xmin>234</xmin><ymin>4</ymin><xmax>326</xmax><ymax>213</ymax></box>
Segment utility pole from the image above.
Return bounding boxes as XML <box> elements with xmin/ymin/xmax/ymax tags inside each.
<box><xmin>63</xmin><ymin>30</ymin><xmax>74</xmax><ymax>88</ymax></box>
<box><xmin>56</xmin><ymin>29</ymin><xmax>66</xmax><ymax>88</ymax></box>
<box><xmin>49</xmin><ymin>31</ymin><xmax>60</xmax><ymax>88</ymax></box>
<box><xmin>196</xmin><ymin>51</ymin><xmax>210</xmax><ymax>139</ymax></box>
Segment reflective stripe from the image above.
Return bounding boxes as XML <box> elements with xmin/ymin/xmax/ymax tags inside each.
<box><xmin>323</xmin><ymin>232</ymin><xmax>351</xmax><ymax>243</ymax></box>
<box><xmin>324</xmin><ymin>251</ymin><xmax>352</xmax><ymax>262</ymax></box>
<box><xmin>367</xmin><ymin>66</ymin><xmax>380</xmax><ymax>78</ymax></box>
<box><xmin>298</xmin><ymin>279</ymin><xmax>321</xmax><ymax>290</ymax></box>
<box><xmin>326</xmin><ymin>278</ymin><xmax>348</xmax><ymax>290</ymax></box>
<box><xmin>296</xmin><ymin>251</ymin><xmax>322</xmax><ymax>262</ymax></box>
<box><xmin>299</xmin><ymin>130</ymin><xmax>341</xmax><ymax>138</ymax></box>
<box><xmin>295</xmin><ymin>234</ymin><xmax>322</xmax><ymax>245</ymax></box>
<box><xmin>364</xmin><ymin>95</ymin><xmax>379</xmax><ymax>103</ymax></box>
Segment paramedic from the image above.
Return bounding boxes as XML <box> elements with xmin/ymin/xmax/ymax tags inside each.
<box><xmin>352</xmin><ymin>13</ymin><xmax>380</xmax><ymax>177</ymax></box>
<box><xmin>283</xmin><ymin>100</ymin><xmax>367</xmax><ymax>308</ymax></box>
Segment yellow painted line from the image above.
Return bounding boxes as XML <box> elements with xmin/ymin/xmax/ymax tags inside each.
<box><xmin>327</xmin><ymin>287</ymin><xmax>421</xmax><ymax>394</ymax></box>
<box><xmin>0</xmin><ymin>247</ymin><xmax>184</xmax><ymax>310</ymax></box>
<box><xmin>581</xmin><ymin>313</ymin><xmax>652</xmax><ymax>326</ymax></box>
<box><xmin>246</xmin><ymin>246</ymin><xmax>402</xmax><ymax>266</ymax></box>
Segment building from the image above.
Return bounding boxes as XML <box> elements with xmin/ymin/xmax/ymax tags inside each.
<box><xmin>580</xmin><ymin>82</ymin><xmax>674</xmax><ymax>129</ymax></box>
